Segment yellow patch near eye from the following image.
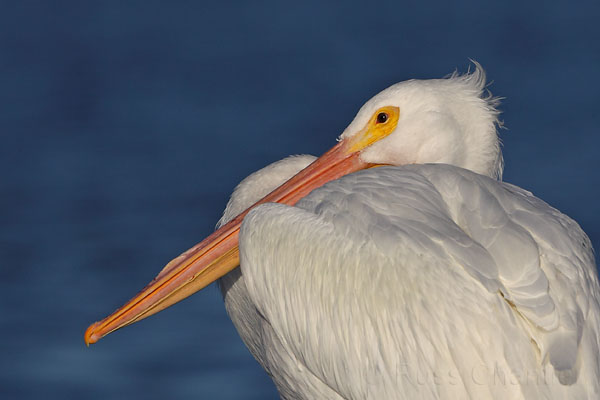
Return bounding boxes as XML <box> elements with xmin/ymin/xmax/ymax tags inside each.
<box><xmin>348</xmin><ymin>106</ymin><xmax>400</xmax><ymax>152</ymax></box>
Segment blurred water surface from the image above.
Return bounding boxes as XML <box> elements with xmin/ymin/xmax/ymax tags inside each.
<box><xmin>1</xmin><ymin>1</ymin><xmax>599</xmax><ymax>399</ymax></box>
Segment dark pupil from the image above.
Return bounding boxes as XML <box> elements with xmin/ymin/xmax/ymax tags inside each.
<box><xmin>377</xmin><ymin>112</ymin><xmax>388</xmax><ymax>123</ymax></box>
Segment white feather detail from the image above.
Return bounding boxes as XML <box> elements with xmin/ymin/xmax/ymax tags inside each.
<box><xmin>239</xmin><ymin>165</ymin><xmax>600</xmax><ymax>399</ymax></box>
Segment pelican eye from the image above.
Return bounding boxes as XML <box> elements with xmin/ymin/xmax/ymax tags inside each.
<box><xmin>348</xmin><ymin>106</ymin><xmax>399</xmax><ymax>152</ymax></box>
<box><xmin>376</xmin><ymin>112</ymin><xmax>389</xmax><ymax>124</ymax></box>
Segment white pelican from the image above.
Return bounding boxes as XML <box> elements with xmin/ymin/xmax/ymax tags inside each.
<box><xmin>85</xmin><ymin>64</ymin><xmax>600</xmax><ymax>399</ymax></box>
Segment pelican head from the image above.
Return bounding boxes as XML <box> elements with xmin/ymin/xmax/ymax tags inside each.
<box><xmin>342</xmin><ymin>63</ymin><xmax>503</xmax><ymax>179</ymax></box>
<box><xmin>85</xmin><ymin>62</ymin><xmax>503</xmax><ymax>344</ymax></box>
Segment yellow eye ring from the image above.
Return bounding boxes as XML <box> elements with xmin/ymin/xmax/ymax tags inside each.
<box><xmin>347</xmin><ymin>106</ymin><xmax>400</xmax><ymax>153</ymax></box>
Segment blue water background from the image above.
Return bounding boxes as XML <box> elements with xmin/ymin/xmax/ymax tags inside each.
<box><xmin>1</xmin><ymin>1</ymin><xmax>599</xmax><ymax>399</ymax></box>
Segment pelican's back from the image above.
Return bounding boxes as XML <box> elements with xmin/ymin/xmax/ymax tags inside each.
<box><xmin>239</xmin><ymin>165</ymin><xmax>600</xmax><ymax>399</ymax></box>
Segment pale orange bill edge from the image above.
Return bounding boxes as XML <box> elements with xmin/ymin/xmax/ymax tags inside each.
<box><xmin>85</xmin><ymin>141</ymin><xmax>372</xmax><ymax>345</ymax></box>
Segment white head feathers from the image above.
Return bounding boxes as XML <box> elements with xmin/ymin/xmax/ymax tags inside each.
<box><xmin>341</xmin><ymin>62</ymin><xmax>504</xmax><ymax>180</ymax></box>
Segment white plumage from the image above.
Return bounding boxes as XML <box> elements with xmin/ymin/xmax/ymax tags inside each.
<box><xmin>217</xmin><ymin>65</ymin><xmax>600</xmax><ymax>399</ymax></box>
<box><xmin>84</xmin><ymin>63</ymin><xmax>600</xmax><ymax>399</ymax></box>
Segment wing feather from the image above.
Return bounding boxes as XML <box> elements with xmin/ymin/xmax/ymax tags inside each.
<box><xmin>239</xmin><ymin>164</ymin><xmax>600</xmax><ymax>399</ymax></box>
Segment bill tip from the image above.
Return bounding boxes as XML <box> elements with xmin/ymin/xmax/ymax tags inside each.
<box><xmin>84</xmin><ymin>322</ymin><xmax>102</xmax><ymax>346</ymax></box>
